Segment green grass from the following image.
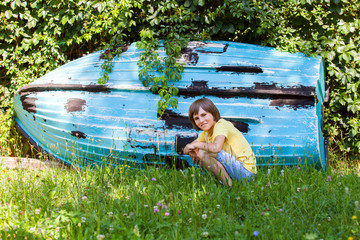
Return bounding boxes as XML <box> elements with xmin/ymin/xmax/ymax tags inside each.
<box><xmin>1</xmin><ymin>159</ymin><xmax>360</xmax><ymax>239</ymax></box>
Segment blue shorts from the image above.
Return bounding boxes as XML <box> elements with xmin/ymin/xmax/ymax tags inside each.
<box><xmin>216</xmin><ymin>150</ymin><xmax>254</xmax><ymax>181</ymax></box>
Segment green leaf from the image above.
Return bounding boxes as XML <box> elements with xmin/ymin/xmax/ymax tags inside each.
<box><xmin>28</xmin><ymin>18</ymin><xmax>37</xmax><ymax>29</ymax></box>
<box><xmin>30</xmin><ymin>2</ymin><xmax>37</xmax><ymax>8</ymax></box>
<box><xmin>342</xmin><ymin>53</ymin><xmax>351</xmax><ymax>62</ymax></box>
<box><xmin>33</xmin><ymin>36</ymin><xmax>39</xmax><ymax>46</ymax></box>
<box><xmin>69</xmin><ymin>17</ymin><xmax>75</xmax><ymax>25</ymax></box>
<box><xmin>350</xmin><ymin>128</ymin><xmax>357</xmax><ymax>137</ymax></box>
<box><xmin>10</xmin><ymin>1</ymin><xmax>15</xmax><ymax>9</ymax></box>
<box><xmin>5</xmin><ymin>10</ymin><xmax>12</xmax><ymax>19</ymax></box>
<box><xmin>184</xmin><ymin>0</ymin><xmax>192</xmax><ymax>7</ymax></box>
<box><xmin>61</xmin><ymin>16</ymin><xmax>68</xmax><ymax>25</ymax></box>
<box><xmin>227</xmin><ymin>24</ymin><xmax>235</xmax><ymax>33</ymax></box>
<box><xmin>205</xmin><ymin>16</ymin><xmax>210</xmax><ymax>24</ymax></box>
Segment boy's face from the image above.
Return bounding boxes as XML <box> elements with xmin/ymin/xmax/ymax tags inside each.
<box><xmin>193</xmin><ymin>107</ymin><xmax>216</xmax><ymax>133</ymax></box>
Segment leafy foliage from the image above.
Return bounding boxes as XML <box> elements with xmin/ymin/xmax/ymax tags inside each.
<box><xmin>0</xmin><ymin>0</ymin><xmax>138</xmax><ymax>155</ymax></box>
<box><xmin>0</xmin><ymin>0</ymin><xmax>359</xmax><ymax>157</ymax></box>
<box><xmin>136</xmin><ymin>30</ymin><xmax>186</xmax><ymax>115</ymax></box>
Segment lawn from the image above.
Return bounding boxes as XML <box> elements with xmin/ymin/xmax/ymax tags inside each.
<box><xmin>1</xmin><ymin>156</ymin><xmax>360</xmax><ymax>239</ymax></box>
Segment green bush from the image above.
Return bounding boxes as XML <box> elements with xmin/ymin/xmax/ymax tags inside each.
<box><xmin>1</xmin><ymin>0</ymin><xmax>359</xmax><ymax>157</ymax></box>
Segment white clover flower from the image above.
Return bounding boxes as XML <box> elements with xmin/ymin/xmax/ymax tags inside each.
<box><xmin>202</xmin><ymin>214</ymin><xmax>207</xmax><ymax>219</ymax></box>
<box><xmin>81</xmin><ymin>217</ymin><xmax>86</xmax><ymax>223</ymax></box>
<box><xmin>216</xmin><ymin>204</ymin><xmax>220</xmax><ymax>209</ymax></box>
<box><xmin>35</xmin><ymin>209</ymin><xmax>40</xmax><ymax>215</ymax></box>
<box><xmin>97</xmin><ymin>234</ymin><xmax>105</xmax><ymax>240</ymax></box>
<box><xmin>202</xmin><ymin>231</ymin><xmax>209</xmax><ymax>237</ymax></box>
<box><xmin>188</xmin><ymin>218</ymin><xmax>192</xmax><ymax>223</ymax></box>
<box><xmin>281</xmin><ymin>170</ymin><xmax>284</xmax><ymax>177</ymax></box>
<box><xmin>345</xmin><ymin>187</ymin><xmax>349</xmax><ymax>194</ymax></box>
<box><xmin>108</xmin><ymin>212</ymin><xmax>113</xmax><ymax>217</ymax></box>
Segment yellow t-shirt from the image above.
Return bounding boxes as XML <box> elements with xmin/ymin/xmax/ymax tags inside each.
<box><xmin>197</xmin><ymin>119</ymin><xmax>257</xmax><ymax>174</ymax></box>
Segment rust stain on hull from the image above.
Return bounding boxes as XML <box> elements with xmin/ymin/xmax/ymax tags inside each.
<box><xmin>71</xmin><ymin>131</ymin><xmax>87</xmax><ymax>139</ymax></box>
<box><xmin>181</xmin><ymin>48</ymin><xmax>199</xmax><ymax>65</ymax></box>
<box><xmin>20</xmin><ymin>92</ymin><xmax>38</xmax><ymax>114</ymax></box>
<box><xmin>188</xmin><ymin>80</ymin><xmax>209</xmax><ymax>90</ymax></box>
<box><xmin>197</xmin><ymin>43</ymin><xmax>229</xmax><ymax>54</ymax></box>
<box><xmin>159</xmin><ymin>110</ymin><xmax>193</xmax><ymax>130</ymax></box>
<box><xmin>180</xmin><ymin>82</ymin><xmax>316</xmax><ymax>105</ymax></box>
<box><xmin>65</xmin><ymin>98</ymin><xmax>87</xmax><ymax>113</ymax></box>
<box><xmin>18</xmin><ymin>84</ymin><xmax>111</xmax><ymax>94</ymax></box>
<box><xmin>99</xmin><ymin>44</ymin><xmax>130</xmax><ymax>60</ymax></box>
<box><xmin>181</xmin><ymin>43</ymin><xmax>229</xmax><ymax>65</ymax></box>
<box><xmin>270</xmin><ymin>99</ymin><xmax>314</xmax><ymax>109</ymax></box>
<box><xmin>216</xmin><ymin>66</ymin><xmax>263</xmax><ymax>73</ymax></box>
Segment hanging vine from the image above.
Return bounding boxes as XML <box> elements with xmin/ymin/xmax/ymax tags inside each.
<box><xmin>134</xmin><ymin>0</ymin><xmax>192</xmax><ymax>116</ymax></box>
<box><xmin>136</xmin><ymin>29</ymin><xmax>188</xmax><ymax>116</ymax></box>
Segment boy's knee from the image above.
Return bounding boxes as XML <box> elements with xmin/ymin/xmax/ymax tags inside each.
<box><xmin>198</xmin><ymin>150</ymin><xmax>209</xmax><ymax>167</ymax></box>
<box><xmin>198</xmin><ymin>149</ymin><xmax>206</xmax><ymax>160</ymax></box>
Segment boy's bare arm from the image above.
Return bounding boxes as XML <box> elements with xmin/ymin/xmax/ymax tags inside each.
<box><xmin>187</xmin><ymin>135</ymin><xmax>226</xmax><ymax>154</ymax></box>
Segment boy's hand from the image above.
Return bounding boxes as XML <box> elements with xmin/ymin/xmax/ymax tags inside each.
<box><xmin>184</xmin><ymin>143</ymin><xmax>195</xmax><ymax>155</ymax></box>
<box><xmin>184</xmin><ymin>143</ymin><xmax>200</xmax><ymax>165</ymax></box>
<box><xmin>189</xmin><ymin>148</ymin><xmax>200</xmax><ymax>165</ymax></box>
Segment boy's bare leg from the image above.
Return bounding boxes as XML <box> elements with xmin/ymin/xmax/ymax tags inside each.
<box><xmin>198</xmin><ymin>150</ymin><xmax>232</xmax><ymax>187</ymax></box>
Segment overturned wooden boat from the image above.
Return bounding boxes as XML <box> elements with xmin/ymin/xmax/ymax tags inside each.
<box><xmin>14</xmin><ymin>41</ymin><xmax>328</xmax><ymax>170</ymax></box>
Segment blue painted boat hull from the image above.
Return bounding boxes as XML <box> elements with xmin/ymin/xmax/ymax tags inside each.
<box><xmin>14</xmin><ymin>41</ymin><xmax>328</xmax><ymax>170</ymax></box>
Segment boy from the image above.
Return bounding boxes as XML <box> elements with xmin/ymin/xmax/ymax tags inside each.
<box><xmin>183</xmin><ymin>98</ymin><xmax>256</xmax><ymax>186</ymax></box>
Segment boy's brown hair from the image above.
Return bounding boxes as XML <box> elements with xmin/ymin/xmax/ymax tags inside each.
<box><xmin>188</xmin><ymin>98</ymin><xmax>221</xmax><ymax>130</ymax></box>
